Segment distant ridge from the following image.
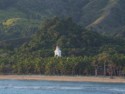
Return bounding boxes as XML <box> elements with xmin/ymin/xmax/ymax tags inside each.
<box><xmin>0</xmin><ymin>0</ymin><xmax>125</xmax><ymax>37</ymax></box>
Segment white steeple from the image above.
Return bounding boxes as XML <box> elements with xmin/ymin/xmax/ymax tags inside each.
<box><xmin>54</xmin><ymin>46</ymin><xmax>61</xmax><ymax>57</ymax></box>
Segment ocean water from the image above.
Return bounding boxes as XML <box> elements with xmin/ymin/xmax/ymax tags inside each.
<box><xmin>0</xmin><ymin>80</ymin><xmax>125</xmax><ymax>94</ymax></box>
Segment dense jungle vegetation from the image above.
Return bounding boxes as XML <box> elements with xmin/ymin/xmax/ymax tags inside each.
<box><xmin>1</xmin><ymin>0</ymin><xmax>125</xmax><ymax>77</ymax></box>
<box><xmin>0</xmin><ymin>17</ymin><xmax>125</xmax><ymax>77</ymax></box>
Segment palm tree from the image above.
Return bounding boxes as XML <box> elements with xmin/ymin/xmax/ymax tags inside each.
<box><xmin>97</xmin><ymin>52</ymin><xmax>111</xmax><ymax>76</ymax></box>
<box><xmin>92</xmin><ymin>56</ymin><xmax>99</xmax><ymax>76</ymax></box>
<box><xmin>108</xmin><ymin>61</ymin><xmax>116</xmax><ymax>79</ymax></box>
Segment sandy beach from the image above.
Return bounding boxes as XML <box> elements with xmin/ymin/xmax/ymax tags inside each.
<box><xmin>0</xmin><ymin>75</ymin><xmax>125</xmax><ymax>83</ymax></box>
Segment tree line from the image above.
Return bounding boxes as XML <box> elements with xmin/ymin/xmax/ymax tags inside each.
<box><xmin>0</xmin><ymin>51</ymin><xmax>125</xmax><ymax>78</ymax></box>
<box><xmin>0</xmin><ymin>17</ymin><xmax>125</xmax><ymax>77</ymax></box>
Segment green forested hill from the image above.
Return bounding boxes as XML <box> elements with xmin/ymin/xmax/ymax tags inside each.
<box><xmin>16</xmin><ymin>17</ymin><xmax>125</xmax><ymax>58</ymax></box>
<box><xmin>0</xmin><ymin>0</ymin><xmax>125</xmax><ymax>40</ymax></box>
<box><xmin>1</xmin><ymin>0</ymin><xmax>125</xmax><ymax>75</ymax></box>
<box><xmin>1</xmin><ymin>17</ymin><xmax>125</xmax><ymax>75</ymax></box>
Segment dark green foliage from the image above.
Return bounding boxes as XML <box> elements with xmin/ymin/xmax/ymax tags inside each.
<box><xmin>17</xmin><ymin>17</ymin><xmax>125</xmax><ymax>57</ymax></box>
<box><xmin>0</xmin><ymin>17</ymin><xmax>125</xmax><ymax>76</ymax></box>
<box><xmin>1</xmin><ymin>53</ymin><xmax>125</xmax><ymax>76</ymax></box>
<box><xmin>0</xmin><ymin>0</ymin><xmax>125</xmax><ymax>40</ymax></box>
<box><xmin>1</xmin><ymin>0</ymin><xmax>125</xmax><ymax>76</ymax></box>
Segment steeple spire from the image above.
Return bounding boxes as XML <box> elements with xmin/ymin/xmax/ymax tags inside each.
<box><xmin>54</xmin><ymin>46</ymin><xmax>61</xmax><ymax>57</ymax></box>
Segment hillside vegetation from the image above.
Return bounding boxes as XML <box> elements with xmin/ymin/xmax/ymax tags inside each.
<box><xmin>0</xmin><ymin>18</ymin><xmax>124</xmax><ymax>77</ymax></box>
<box><xmin>0</xmin><ymin>1</ymin><xmax>125</xmax><ymax>76</ymax></box>
<box><xmin>0</xmin><ymin>0</ymin><xmax>125</xmax><ymax>40</ymax></box>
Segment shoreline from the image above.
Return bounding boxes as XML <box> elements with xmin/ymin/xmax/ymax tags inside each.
<box><xmin>0</xmin><ymin>75</ymin><xmax>125</xmax><ymax>83</ymax></box>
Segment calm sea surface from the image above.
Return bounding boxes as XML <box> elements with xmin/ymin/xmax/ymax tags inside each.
<box><xmin>0</xmin><ymin>80</ymin><xmax>125</xmax><ymax>94</ymax></box>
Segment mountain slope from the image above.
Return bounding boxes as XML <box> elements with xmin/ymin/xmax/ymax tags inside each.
<box><xmin>15</xmin><ymin>0</ymin><xmax>125</xmax><ymax>33</ymax></box>
<box><xmin>85</xmin><ymin>0</ymin><xmax>125</xmax><ymax>33</ymax></box>
<box><xmin>15</xmin><ymin>17</ymin><xmax>125</xmax><ymax>58</ymax></box>
<box><xmin>0</xmin><ymin>0</ymin><xmax>125</xmax><ymax>39</ymax></box>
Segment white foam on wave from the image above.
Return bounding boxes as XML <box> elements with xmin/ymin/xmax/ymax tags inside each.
<box><xmin>58</xmin><ymin>86</ymin><xmax>83</xmax><ymax>90</ymax></box>
<box><xmin>13</xmin><ymin>86</ymin><xmax>40</xmax><ymax>89</ymax></box>
<box><xmin>109</xmin><ymin>88</ymin><xmax>125</xmax><ymax>92</ymax></box>
<box><xmin>0</xmin><ymin>84</ymin><xmax>125</xmax><ymax>94</ymax></box>
<box><xmin>0</xmin><ymin>85</ymin><xmax>85</xmax><ymax>91</ymax></box>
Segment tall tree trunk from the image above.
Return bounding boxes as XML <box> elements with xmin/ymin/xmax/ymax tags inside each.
<box><xmin>95</xmin><ymin>67</ymin><xmax>98</xmax><ymax>76</ymax></box>
<box><xmin>104</xmin><ymin>63</ymin><xmax>106</xmax><ymax>76</ymax></box>
<box><xmin>110</xmin><ymin>67</ymin><xmax>113</xmax><ymax>79</ymax></box>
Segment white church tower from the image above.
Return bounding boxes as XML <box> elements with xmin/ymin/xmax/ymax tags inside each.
<box><xmin>54</xmin><ymin>46</ymin><xmax>61</xmax><ymax>57</ymax></box>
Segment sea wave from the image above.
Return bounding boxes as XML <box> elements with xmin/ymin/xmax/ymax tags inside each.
<box><xmin>0</xmin><ymin>85</ymin><xmax>84</xmax><ymax>90</ymax></box>
<box><xmin>0</xmin><ymin>85</ymin><xmax>124</xmax><ymax>92</ymax></box>
<box><xmin>0</xmin><ymin>83</ymin><xmax>125</xmax><ymax>94</ymax></box>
